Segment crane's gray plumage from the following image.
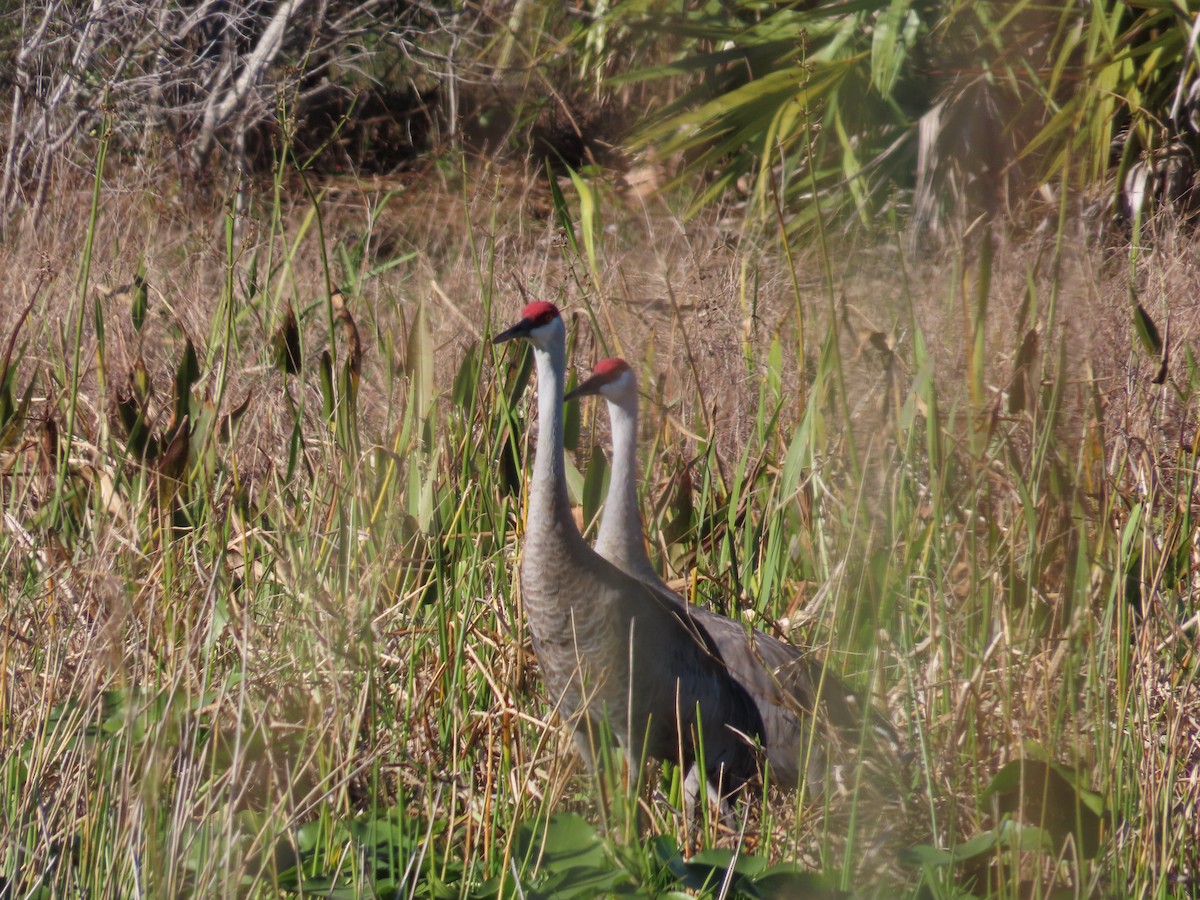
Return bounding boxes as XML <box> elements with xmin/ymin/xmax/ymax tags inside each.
<box><xmin>493</xmin><ymin>304</ymin><xmax>766</xmax><ymax>804</ymax></box>
<box><xmin>566</xmin><ymin>357</ymin><xmax>901</xmax><ymax>792</ymax></box>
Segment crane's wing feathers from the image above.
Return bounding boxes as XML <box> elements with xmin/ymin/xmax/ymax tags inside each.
<box><xmin>628</xmin><ymin>572</ymin><xmax>903</xmax><ymax>756</ymax></box>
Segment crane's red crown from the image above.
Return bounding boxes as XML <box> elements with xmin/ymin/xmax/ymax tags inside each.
<box><xmin>563</xmin><ymin>356</ymin><xmax>634</xmax><ymax>401</ymax></box>
<box><xmin>522</xmin><ymin>301</ymin><xmax>560</xmax><ymax>326</ymax></box>
<box><xmin>492</xmin><ymin>301</ymin><xmax>561</xmax><ymax>345</ymax></box>
<box><xmin>592</xmin><ymin>358</ymin><xmax>630</xmax><ymax>377</ymax></box>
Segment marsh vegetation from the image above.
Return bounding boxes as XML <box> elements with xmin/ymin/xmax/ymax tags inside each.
<box><xmin>3</xmin><ymin>2</ymin><xmax>1200</xmax><ymax>897</ymax></box>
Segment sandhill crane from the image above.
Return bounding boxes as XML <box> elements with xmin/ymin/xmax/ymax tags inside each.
<box><xmin>565</xmin><ymin>357</ymin><xmax>900</xmax><ymax>791</ymax></box>
<box><xmin>492</xmin><ymin>302</ymin><xmax>766</xmax><ymax>811</ymax></box>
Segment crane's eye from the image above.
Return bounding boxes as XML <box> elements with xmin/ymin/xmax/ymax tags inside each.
<box><xmin>521</xmin><ymin>301</ymin><xmax>560</xmax><ymax>327</ymax></box>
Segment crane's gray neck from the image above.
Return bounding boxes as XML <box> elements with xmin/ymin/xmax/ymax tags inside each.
<box><xmin>528</xmin><ymin>338</ymin><xmax>577</xmax><ymax>542</ymax></box>
<box><xmin>596</xmin><ymin>392</ymin><xmax>659</xmax><ymax>582</ymax></box>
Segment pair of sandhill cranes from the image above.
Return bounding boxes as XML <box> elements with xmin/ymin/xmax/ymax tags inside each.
<box><xmin>493</xmin><ymin>301</ymin><xmax>898</xmax><ymax>815</ymax></box>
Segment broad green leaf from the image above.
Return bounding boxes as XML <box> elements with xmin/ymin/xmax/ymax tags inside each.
<box><xmin>580</xmin><ymin>444</ymin><xmax>609</xmax><ymax>536</ymax></box>
<box><xmin>452</xmin><ymin>341</ymin><xmax>480</xmax><ymax>411</ymax></box>
<box><xmin>901</xmin><ymin>829</ymin><xmax>998</xmax><ymax>867</ymax></box>
<box><xmin>566</xmin><ymin>165</ymin><xmax>600</xmax><ymax>281</ymax></box>
<box><xmin>503</xmin><ymin>341</ymin><xmax>535</xmax><ymax>409</ymax></box>
<box><xmin>870</xmin><ymin>0</ymin><xmax>919</xmax><ymax>98</ymax></box>
<box><xmin>982</xmin><ymin>758</ymin><xmax>1104</xmax><ymax>857</ymax></box>
<box><xmin>546</xmin><ymin>162</ymin><xmax>579</xmax><ymax>257</ymax></box>
<box><xmin>409</xmin><ymin>298</ymin><xmax>435</xmax><ymax>426</ymax></box>
<box><xmin>753</xmin><ymin>867</ymin><xmax>848</xmax><ymax>898</ymax></box>
<box><xmin>563</xmin><ymin>366</ymin><xmax>580</xmax><ymax>452</ymax></box>
<box><xmin>0</xmin><ymin>374</ymin><xmax>35</xmax><ymax>449</ymax></box>
<box><xmin>564</xmin><ymin>456</ymin><xmax>584</xmax><ymax>506</ymax></box>
<box><xmin>1132</xmin><ymin>301</ymin><xmax>1163</xmax><ymax>356</ymax></box>
<box><xmin>175</xmin><ymin>337</ymin><xmax>200</xmax><ymax>426</ymax></box>
<box><xmin>514</xmin><ymin>813</ymin><xmax>610</xmax><ymax>877</ymax></box>
<box><xmin>131</xmin><ymin>271</ymin><xmax>148</xmax><ymax>332</ymax></box>
<box><xmin>318</xmin><ymin>350</ymin><xmax>335</xmax><ymax>420</ymax></box>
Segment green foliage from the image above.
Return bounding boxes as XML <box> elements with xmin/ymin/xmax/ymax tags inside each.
<box><xmin>904</xmin><ymin>745</ymin><xmax>1107</xmax><ymax>895</ymax></box>
<box><xmin>130</xmin><ymin>271</ymin><xmax>149</xmax><ymax>333</ymax></box>
<box><xmin>7</xmin><ymin>57</ymin><xmax>1200</xmax><ymax>900</ymax></box>
<box><xmin>276</xmin><ymin>809</ymin><xmax>455</xmax><ymax>899</ymax></box>
<box><xmin>511</xmin><ymin>813</ymin><xmax>634</xmax><ymax>898</ymax></box>
<box><xmin>654</xmin><ymin>837</ymin><xmax>847</xmax><ymax>898</ymax></box>
<box><xmin>272</xmin><ymin>303</ymin><xmax>303</xmax><ymax>375</ymax></box>
<box><xmin>613</xmin><ymin>1</ymin><xmax>1200</xmax><ymax>234</ymax></box>
<box><xmin>1028</xmin><ymin>1</ymin><xmax>1200</xmax><ymax>190</ymax></box>
<box><xmin>1131</xmin><ymin>297</ymin><xmax>1163</xmax><ymax>357</ymax></box>
<box><xmin>0</xmin><ymin>326</ymin><xmax>36</xmax><ymax>451</ymax></box>
<box><xmin>277</xmin><ymin>811</ymin><xmax>847</xmax><ymax>898</ymax></box>
<box><xmin>616</xmin><ymin>0</ymin><xmax>931</xmax><ymax>229</ymax></box>
<box><xmin>580</xmin><ymin>442</ymin><xmax>610</xmax><ymax>535</ymax></box>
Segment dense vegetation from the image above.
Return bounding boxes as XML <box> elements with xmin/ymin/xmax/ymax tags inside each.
<box><xmin>3</xmin><ymin>2</ymin><xmax>1200</xmax><ymax>897</ymax></box>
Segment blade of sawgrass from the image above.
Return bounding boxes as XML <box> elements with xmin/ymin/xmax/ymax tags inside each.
<box><xmin>566</xmin><ymin>166</ymin><xmax>601</xmax><ymax>287</ymax></box>
<box><xmin>60</xmin><ymin>111</ymin><xmax>112</xmax><ymax>507</ymax></box>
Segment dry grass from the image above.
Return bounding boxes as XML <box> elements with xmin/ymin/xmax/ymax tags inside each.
<box><xmin>3</xmin><ymin>158</ymin><xmax>1200</xmax><ymax>896</ymax></box>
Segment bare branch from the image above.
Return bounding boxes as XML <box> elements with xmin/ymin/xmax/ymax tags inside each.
<box><xmin>0</xmin><ymin>0</ymin><xmax>442</xmax><ymax>232</ymax></box>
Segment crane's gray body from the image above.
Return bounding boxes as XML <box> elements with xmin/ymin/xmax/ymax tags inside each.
<box><xmin>499</xmin><ymin>313</ymin><xmax>767</xmax><ymax>799</ymax></box>
<box><xmin>521</xmin><ymin>501</ymin><xmax>765</xmax><ymax>791</ymax></box>
<box><xmin>575</xmin><ymin>363</ymin><xmax>897</xmax><ymax>792</ymax></box>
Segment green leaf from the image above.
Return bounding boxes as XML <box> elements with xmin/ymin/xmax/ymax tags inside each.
<box><xmin>580</xmin><ymin>444</ymin><xmax>609</xmax><ymax>536</ymax></box>
<box><xmin>497</xmin><ymin>424</ymin><xmax>522</xmax><ymax>496</ymax></box>
<box><xmin>536</xmin><ymin>865</ymin><xmax>631</xmax><ymax>898</ymax></box>
<box><xmin>665</xmin><ymin>847</ymin><xmax>771</xmax><ymax>895</ymax></box>
<box><xmin>900</xmin><ymin>821</ymin><xmax>1053</xmax><ymax>868</ymax></box>
<box><xmin>451</xmin><ymin>341</ymin><xmax>480</xmax><ymax>411</ymax></box>
<box><xmin>996</xmin><ymin>820</ymin><xmax>1057</xmax><ymax>854</ymax></box>
<box><xmin>245</xmin><ymin>248</ymin><xmax>260</xmax><ymax>297</ymax></box>
<box><xmin>1132</xmin><ymin>300</ymin><xmax>1163</xmax><ymax>356</ymax></box>
<box><xmin>503</xmin><ymin>341</ymin><xmax>535</xmax><ymax>409</ymax></box>
<box><xmin>649</xmin><ymin>833</ymin><xmax>684</xmax><ymax>865</ymax></box>
<box><xmin>131</xmin><ymin>272</ymin><xmax>148</xmax><ymax>332</ymax></box>
<box><xmin>688</xmin><ymin>848</ymin><xmax>765</xmax><ymax>875</ymax></box>
<box><xmin>512</xmin><ymin>813</ymin><xmax>632</xmax><ymax>898</ymax></box>
<box><xmin>566</xmin><ymin>166</ymin><xmax>600</xmax><ymax>279</ymax></box>
<box><xmin>272</xmin><ymin>304</ymin><xmax>302</xmax><ymax>374</ymax></box>
<box><xmin>0</xmin><ymin>374</ymin><xmax>35</xmax><ymax>450</ymax></box>
<box><xmin>564</xmin><ymin>456</ymin><xmax>584</xmax><ymax>506</ymax></box>
<box><xmin>753</xmin><ymin>867</ymin><xmax>849</xmax><ymax>898</ymax></box>
<box><xmin>514</xmin><ymin>813</ymin><xmax>603</xmax><ymax>863</ymax></box>
<box><xmin>364</xmin><ymin>250</ymin><xmax>418</xmax><ymax>281</ymax></box>
<box><xmin>318</xmin><ymin>350</ymin><xmax>335</xmax><ymax>420</ymax></box>
<box><xmin>982</xmin><ymin>757</ymin><xmax>1105</xmax><ymax>857</ymax></box>
<box><xmin>562</xmin><ymin>367</ymin><xmax>580</xmax><ymax>453</ymax></box>
<box><xmin>0</xmin><ymin>373</ymin><xmax>12</xmax><ymax>429</ymax></box>
<box><xmin>546</xmin><ymin>162</ymin><xmax>579</xmax><ymax>257</ymax></box>
<box><xmin>409</xmin><ymin>299</ymin><xmax>435</xmax><ymax>427</ymax></box>
<box><xmin>901</xmin><ymin>829</ymin><xmax>998</xmax><ymax>867</ymax></box>
<box><xmin>870</xmin><ymin>0</ymin><xmax>920</xmax><ymax>98</ymax></box>
<box><xmin>174</xmin><ymin>337</ymin><xmax>200</xmax><ymax>427</ymax></box>
<box><xmin>93</xmin><ymin>292</ymin><xmax>106</xmax><ymax>355</ymax></box>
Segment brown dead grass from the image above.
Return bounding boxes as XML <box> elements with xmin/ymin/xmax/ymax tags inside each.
<box><xmin>4</xmin><ymin>159</ymin><xmax>1200</xmax><ymax>891</ymax></box>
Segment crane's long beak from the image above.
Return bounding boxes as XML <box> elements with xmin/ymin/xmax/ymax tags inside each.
<box><xmin>491</xmin><ymin>318</ymin><xmax>532</xmax><ymax>345</ymax></box>
<box><xmin>563</xmin><ymin>372</ymin><xmax>606</xmax><ymax>402</ymax></box>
